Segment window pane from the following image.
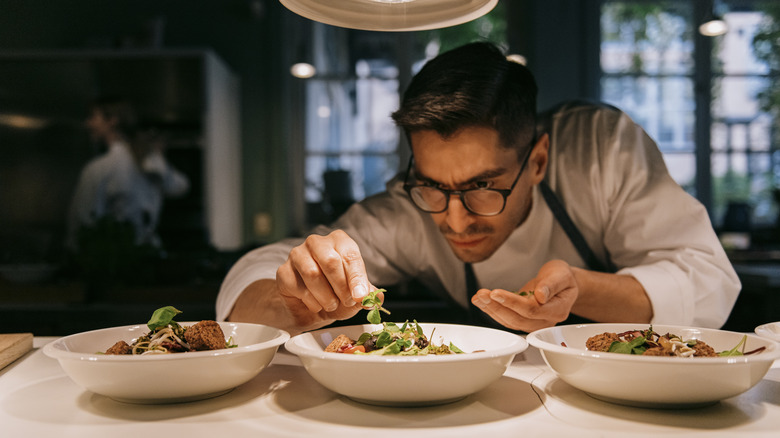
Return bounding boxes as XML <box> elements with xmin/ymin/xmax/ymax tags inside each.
<box><xmin>715</xmin><ymin>11</ymin><xmax>770</xmax><ymax>75</ymax></box>
<box><xmin>602</xmin><ymin>1</ymin><xmax>780</xmax><ymax>229</ymax></box>
<box><xmin>713</xmin><ymin>76</ymin><xmax>770</xmax><ymax>121</ymax></box>
<box><xmin>601</xmin><ymin>76</ymin><xmax>695</xmax><ymax>153</ymax></box>
<box><xmin>601</xmin><ymin>1</ymin><xmax>693</xmax><ymax>75</ymax></box>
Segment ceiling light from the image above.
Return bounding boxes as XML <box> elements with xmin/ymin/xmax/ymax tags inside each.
<box><xmin>699</xmin><ymin>1</ymin><xmax>728</xmax><ymax>37</ymax></box>
<box><xmin>506</xmin><ymin>53</ymin><xmax>527</xmax><ymax>66</ymax></box>
<box><xmin>279</xmin><ymin>0</ymin><xmax>498</xmax><ymax>32</ymax></box>
<box><xmin>290</xmin><ymin>62</ymin><xmax>316</xmax><ymax>78</ymax></box>
<box><xmin>699</xmin><ymin>17</ymin><xmax>728</xmax><ymax>36</ymax></box>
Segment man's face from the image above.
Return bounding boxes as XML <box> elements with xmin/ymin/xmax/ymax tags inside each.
<box><xmin>410</xmin><ymin>126</ymin><xmax>544</xmax><ymax>263</ymax></box>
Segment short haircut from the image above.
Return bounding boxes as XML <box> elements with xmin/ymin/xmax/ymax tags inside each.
<box><xmin>91</xmin><ymin>96</ymin><xmax>138</xmax><ymax>139</ymax></box>
<box><xmin>391</xmin><ymin>42</ymin><xmax>538</xmax><ymax>158</ymax></box>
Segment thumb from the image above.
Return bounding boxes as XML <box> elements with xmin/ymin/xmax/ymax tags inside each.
<box><xmin>534</xmin><ymin>285</ymin><xmax>552</xmax><ymax>304</ymax></box>
<box><xmin>343</xmin><ymin>259</ymin><xmax>371</xmax><ymax>302</ymax></box>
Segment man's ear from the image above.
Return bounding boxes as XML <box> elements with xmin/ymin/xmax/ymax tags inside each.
<box><xmin>529</xmin><ymin>133</ymin><xmax>549</xmax><ymax>184</ymax></box>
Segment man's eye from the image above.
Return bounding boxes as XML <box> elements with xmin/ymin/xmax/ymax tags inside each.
<box><xmin>474</xmin><ymin>181</ymin><xmax>491</xmax><ymax>189</ymax></box>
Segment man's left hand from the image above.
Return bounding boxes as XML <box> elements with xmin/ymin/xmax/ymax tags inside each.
<box><xmin>470</xmin><ymin>259</ymin><xmax>578</xmax><ymax>332</ymax></box>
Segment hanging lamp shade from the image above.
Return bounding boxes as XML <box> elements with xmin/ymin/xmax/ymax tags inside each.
<box><xmin>279</xmin><ymin>0</ymin><xmax>498</xmax><ymax>31</ymax></box>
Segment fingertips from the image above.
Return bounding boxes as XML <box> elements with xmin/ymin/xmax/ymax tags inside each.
<box><xmin>351</xmin><ymin>283</ymin><xmax>368</xmax><ymax>302</ymax></box>
<box><xmin>471</xmin><ymin>289</ymin><xmax>492</xmax><ymax>306</ymax></box>
<box><xmin>535</xmin><ymin>286</ymin><xmax>551</xmax><ymax>304</ymax></box>
<box><xmin>489</xmin><ymin>290</ymin><xmax>506</xmax><ymax>304</ymax></box>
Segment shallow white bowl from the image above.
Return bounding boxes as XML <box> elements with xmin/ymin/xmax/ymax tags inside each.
<box><xmin>755</xmin><ymin>322</ymin><xmax>780</xmax><ymax>342</ymax></box>
<box><xmin>43</xmin><ymin>322</ymin><xmax>289</xmax><ymax>403</ymax></box>
<box><xmin>284</xmin><ymin>323</ymin><xmax>528</xmax><ymax>406</ymax></box>
<box><xmin>527</xmin><ymin>323</ymin><xmax>780</xmax><ymax>408</ymax></box>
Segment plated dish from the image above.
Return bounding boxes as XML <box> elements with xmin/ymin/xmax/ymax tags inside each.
<box><xmin>43</xmin><ymin>320</ymin><xmax>289</xmax><ymax>403</ymax></box>
<box><xmin>527</xmin><ymin>323</ymin><xmax>780</xmax><ymax>408</ymax></box>
<box><xmin>285</xmin><ymin>322</ymin><xmax>528</xmax><ymax>406</ymax></box>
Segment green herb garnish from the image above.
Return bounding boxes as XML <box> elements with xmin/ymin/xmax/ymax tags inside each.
<box><xmin>608</xmin><ymin>335</ymin><xmax>648</xmax><ymax>355</ymax></box>
<box><xmin>719</xmin><ymin>335</ymin><xmax>747</xmax><ymax>357</ymax></box>
<box><xmin>514</xmin><ymin>290</ymin><xmax>535</xmax><ymax>297</ymax></box>
<box><xmin>362</xmin><ymin>288</ymin><xmax>390</xmax><ymax>324</ymax></box>
<box><xmin>147</xmin><ymin>306</ymin><xmax>182</xmax><ymax>331</ymax></box>
<box><xmin>351</xmin><ymin>289</ymin><xmax>464</xmax><ymax>355</ymax></box>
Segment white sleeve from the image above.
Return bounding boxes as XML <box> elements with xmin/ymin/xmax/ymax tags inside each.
<box><xmin>215</xmin><ymin>237</ymin><xmax>302</xmax><ymax>321</ymax></box>
<box><xmin>596</xmin><ymin>110</ymin><xmax>741</xmax><ymax>328</ymax></box>
<box><xmin>214</xmin><ymin>178</ymin><xmax>447</xmax><ymax>321</ymax></box>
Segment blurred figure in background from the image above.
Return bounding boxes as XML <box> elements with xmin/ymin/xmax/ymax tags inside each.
<box><xmin>66</xmin><ymin>97</ymin><xmax>190</xmax><ymax>257</ymax></box>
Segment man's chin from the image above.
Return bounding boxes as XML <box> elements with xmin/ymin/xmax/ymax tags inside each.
<box><xmin>449</xmin><ymin>243</ymin><xmax>493</xmax><ymax>264</ymax></box>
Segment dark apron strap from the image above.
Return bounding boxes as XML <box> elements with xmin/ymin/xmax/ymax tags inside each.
<box><xmin>539</xmin><ymin>180</ymin><xmax>616</xmax><ymax>273</ymax></box>
<box><xmin>539</xmin><ymin>180</ymin><xmax>617</xmax><ymax>325</ymax></box>
<box><xmin>465</xmin><ymin>262</ymin><xmax>507</xmax><ymax>329</ymax></box>
<box><xmin>464</xmin><ymin>181</ymin><xmax>616</xmax><ymax>329</ymax></box>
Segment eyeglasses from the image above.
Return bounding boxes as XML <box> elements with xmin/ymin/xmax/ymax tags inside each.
<box><xmin>403</xmin><ymin>144</ymin><xmax>533</xmax><ymax>217</ymax></box>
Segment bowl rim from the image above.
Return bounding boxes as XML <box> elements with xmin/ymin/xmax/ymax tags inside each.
<box><xmin>43</xmin><ymin>321</ymin><xmax>290</xmax><ymax>362</ymax></box>
<box><xmin>755</xmin><ymin>321</ymin><xmax>780</xmax><ymax>341</ymax></box>
<box><xmin>526</xmin><ymin>323</ymin><xmax>780</xmax><ymax>364</ymax></box>
<box><xmin>285</xmin><ymin>322</ymin><xmax>528</xmax><ymax>363</ymax></box>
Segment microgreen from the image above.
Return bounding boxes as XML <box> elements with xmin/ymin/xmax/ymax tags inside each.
<box><xmin>352</xmin><ymin>289</ymin><xmax>464</xmax><ymax>356</ymax></box>
<box><xmin>449</xmin><ymin>342</ymin><xmax>465</xmax><ymax>354</ymax></box>
<box><xmin>362</xmin><ymin>288</ymin><xmax>390</xmax><ymax>324</ymax></box>
<box><xmin>514</xmin><ymin>290</ymin><xmax>535</xmax><ymax>297</ymax></box>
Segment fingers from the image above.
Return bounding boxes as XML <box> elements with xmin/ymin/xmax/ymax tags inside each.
<box><xmin>471</xmin><ymin>284</ymin><xmax>575</xmax><ymax>332</ymax></box>
<box><xmin>277</xmin><ymin>230</ymin><xmax>370</xmax><ymax>314</ymax></box>
<box><xmin>338</xmin><ymin>236</ymin><xmax>371</xmax><ymax>303</ymax></box>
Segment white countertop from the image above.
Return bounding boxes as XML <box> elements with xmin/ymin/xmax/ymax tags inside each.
<box><xmin>1</xmin><ymin>337</ymin><xmax>779</xmax><ymax>438</ymax></box>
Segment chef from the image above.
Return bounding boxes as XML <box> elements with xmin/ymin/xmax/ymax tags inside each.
<box><xmin>217</xmin><ymin>42</ymin><xmax>739</xmax><ymax>335</ymax></box>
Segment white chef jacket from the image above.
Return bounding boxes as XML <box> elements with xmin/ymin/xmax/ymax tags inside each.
<box><xmin>66</xmin><ymin>140</ymin><xmax>190</xmax><ymax>249</ymax></box>
<box><xmin>217</xmin><ymin>103</ymin><xmax>740</xmax><ymax>328</ymax></box>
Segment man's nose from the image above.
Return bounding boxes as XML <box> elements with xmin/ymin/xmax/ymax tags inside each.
<box><xmin>445</xmin><ymin>195</ymin><xmax>475</xmax><ymax>233</ymax></box>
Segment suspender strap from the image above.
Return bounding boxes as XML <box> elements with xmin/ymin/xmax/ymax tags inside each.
<box><xmin>538</xmin><ymin>180</ymin><xmax>616</xmax><ymax>273</ymax></box>
<box><xmin>463</xmin><ymin>181</ymin><xmax>614</xmax><ymax>329</ymax></box>
<box><xmin>464</xmin><ymin>262</ymin><xmax>504</xmax><ymax>328</ymax></box>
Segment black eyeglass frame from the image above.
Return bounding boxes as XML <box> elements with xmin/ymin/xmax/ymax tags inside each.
<box><xmin>402</xmin><ymin>140</ymin><xmax>535</xmax><ymax>217</ymax></box>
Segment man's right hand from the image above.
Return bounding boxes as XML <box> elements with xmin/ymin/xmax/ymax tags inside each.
<box><xmin>275</xmin><ymin>230</ymin><xmax>377</xmax><ymax>328</ymax></box>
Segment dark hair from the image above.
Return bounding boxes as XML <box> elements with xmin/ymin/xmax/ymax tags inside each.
<box><xmin>91</xmin><ymin>96</ymin><xmax>139</xmax><ymax>140</ymax></box>
<box><xmin>391</xmin><ymin>42</ymin><xmax>538</xmax><ymax>156</ymax></box>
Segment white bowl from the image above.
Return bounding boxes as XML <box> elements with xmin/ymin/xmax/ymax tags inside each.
<box><xmin>755</xmin><ymin>322</ymin><xmax>780</xmax><ymax>342</ymax></box>
<box><xmin>43</xmin><ymin>321</ymin><xmax>289</xmax><ymax>403</ymax></box>
<box><xmin>527</xmin><ymin>323</ymin><xmax>780</xmax><ymax>408</ymax></box>
<box><xmin>284</xmin><ymin>323</ymin><xmax>528</xmax><ymax>406</ymax></box>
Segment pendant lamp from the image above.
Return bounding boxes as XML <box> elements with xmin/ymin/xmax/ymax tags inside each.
<box><xmin>279</xmin><ymin>0</ymin><xmax>498</xmax><ymax>31</ymax></box>
<box><xmin>699</xmin><ymin>1</ymin><xmax>728</xmax><ymax>37</ymax></box>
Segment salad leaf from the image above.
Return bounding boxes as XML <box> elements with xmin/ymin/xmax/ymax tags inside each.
<box><xmin>147</xmin><ymin>306</ymin><xmax>182</xmax><ymax>331</ymax></box>
<box><xmin>384</xmin><ymin>341</ymin><xmax>402</xmax><ymax>355</ymax></box>
<box><xmin>608</xmin><ymin>336</ymin><xmax>647</xmax><ymax>355</ymax></box>
<box><xmin>362</xmin><ymin>288</ymin><xmax>390</xmax><ymax>324</ymax></box>
<box><xmin>375</xmin><ymin>330</ymin><xmax>394</xmax><ymax>348</ymax></box>
<box><xmin>367</xmin><ymin>308</ymin><xmax>381</xmax><ymax>324</ymax></box>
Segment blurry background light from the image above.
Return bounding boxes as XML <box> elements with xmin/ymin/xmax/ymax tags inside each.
<box><xmin>290</xmin><ymin>62</ymin><xmax>316</xmax><ymax>78</ymax></box>
<box><xmin>699</xmin><ymin>17</ymin><xmax>728</xmax><ymax>36</ymax></box>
